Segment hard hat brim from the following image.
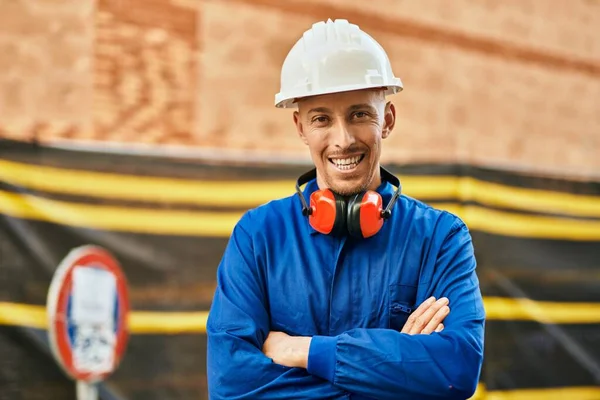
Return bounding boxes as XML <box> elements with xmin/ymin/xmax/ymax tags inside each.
<box><xmin>274</xmin><ymin>82</ymin><xmax>403</xmax><ymax>109</ymax></box>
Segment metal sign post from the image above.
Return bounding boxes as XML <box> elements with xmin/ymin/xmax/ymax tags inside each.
<box><xmin>76</xmin><ymin>381</ymin><xmax>98</xmax><ymax>400</ymax></box>
<box><xmin>47</xmin><ymin>245</ymin><xmax>130</xmax><ymax>400</ymax></box>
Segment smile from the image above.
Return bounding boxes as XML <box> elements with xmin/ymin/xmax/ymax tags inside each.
<box><xmin>328</xmin><ymin>154</ymin><xmax>365</xmax><ymax>171</ymax></box>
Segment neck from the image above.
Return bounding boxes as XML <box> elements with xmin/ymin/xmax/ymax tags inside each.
<box><xmin>368</xmin><ymin>165</ymin><xmax>383</xmax><ymax>191</ymax></box>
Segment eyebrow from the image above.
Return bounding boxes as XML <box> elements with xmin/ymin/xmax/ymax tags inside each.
<box><xmin>307</xmin><ymin>107</ymin><xmax>333</xmax><ymax>114</ymax></box>
<box><xmin>307</xmin><ymin>104</ymin><xmax>377</xmax><ymax>115</ymax></box>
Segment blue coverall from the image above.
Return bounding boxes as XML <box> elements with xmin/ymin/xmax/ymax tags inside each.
<box><xmin>207</xmin><ymin>177</ymin><xmax>486</xmax><ymax>399</ymax></box>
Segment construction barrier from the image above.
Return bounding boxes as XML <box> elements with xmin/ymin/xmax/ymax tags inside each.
<box><xmin>1</xmin><ymin>139</ymin><xmax>599</xmax><ymax>399</ymax></box>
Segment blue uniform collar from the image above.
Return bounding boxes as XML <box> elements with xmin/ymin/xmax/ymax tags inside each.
<box><xmin>298</xmin><ymin>176</ymin><xmax>399</xmax><ymax>236</ymax></box>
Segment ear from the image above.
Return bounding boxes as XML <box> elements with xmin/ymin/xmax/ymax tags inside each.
<box><xmin>293</xmin><ymin>111</ymin><xmax>308</xmax><ymax>145</ymax></box>
<box><xmin>381</xmin><ymin>102</ymin><xmax>396</xmax><ymax>139</ymax></box>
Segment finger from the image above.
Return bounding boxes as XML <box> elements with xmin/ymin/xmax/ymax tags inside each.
<box><xmin>409</xmin><ymin>297</ymin><xmax>449</xmax><ymax>335</ymax></box>
<box><xmin>402</xmin><ymin>296</ymin><xmax>436</xmax><ymax>334</ymax></box>
<box><xmin>401</xmin><ymin>297</ymin><xmax>435</xmax><ymax>333</ymax></box>
<box><xmin>421</xmin><ymin>306</ymin><xmax>450</xmax><ymax>334</ymax></box>
<box><xmin>435</xmin><ymin>323</ymin><xmax>444</xmax><ymax>333</ymax></box>
<box><xmin>409</xmin><ymin>297</ymin><xmax>447</xmax><ymax>334</ymax></box>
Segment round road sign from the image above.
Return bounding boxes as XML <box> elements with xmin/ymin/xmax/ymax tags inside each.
<box><xmin>47</xmin><ymin>245</ymin><xmax>130</xmax><ymax>383</ymax></box>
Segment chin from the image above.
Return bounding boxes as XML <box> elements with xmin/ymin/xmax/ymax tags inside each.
<box><xmin>319</xmin><ymin>155</ymin><xmax>375</xmax><ymax>195</ymax></box>
<box><xmin>329</xmin><ymin>180</ymin><xmax>369</xmax><ymax>196</ymax></box>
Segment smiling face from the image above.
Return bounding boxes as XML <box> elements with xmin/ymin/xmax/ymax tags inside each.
<box><xmin>293</xmin><ymin>89</ymin><xmax>396</xmax><ymax>196</ymax></box>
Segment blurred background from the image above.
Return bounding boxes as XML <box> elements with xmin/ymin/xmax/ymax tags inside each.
<box><xmin>0</xmin><ymin>0</ymin><xmax>599</xmax><ymax>399</ymax></box>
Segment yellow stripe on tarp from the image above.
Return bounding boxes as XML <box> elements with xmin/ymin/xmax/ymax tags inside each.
<box><xmin>0</xmin><ymin>159</ymin><xmax>284</xmax><ymax>208</ymax></box>
<box><xmin>0</xmin><ymin>190</ymin><xmax>238</xmax><ymax>237</ymax></box>
<box><xmin>1</xmin><ymin>159</ymin><xmax>600</xmax><ymax>217</ymax></box>
<box><xmin>0</xmin><ymin>303</ymin><xmax>47</xmax><ymax>330</ymax></box>
<box><xmin>470</xmin><ymin>384</ymin><xmax>485</xmax><ymax>400</ymax></box>
<box><xmin>129</xmin><ymin>311</ymin><xmax>208</xmax><ymax>334</ymax></box>
<box><xmin>433</xmin><ymin>203</ymin><xmax>600</xmax><ymax>241</ymax></box>
<box><xmin>1</xmin><ymin>297</ymin><xmax>599</xmax><ymax>334</ymax></box>
<box><xmin>2</xmin><ymin>190</ymin><xmax>600</xmax><ymax>240</ymax></box>
<box><xmin>484</xmin><ymin>297</ymin><xmax>600</xmax><ymax>324</ymax></box>
<box><xmin>419</xmin><ymin>176</ymin><xmax>600</xmax><ymax>218</ymax></box>
<box><xmin>473</xmin><ymin>384</ymin><xmax>600</xmax><ymax>400</ymax></box>
<box><xmin>0</xmin><ymin>302</ymin><xmax>209</xmax><ymax>334</ymax></box>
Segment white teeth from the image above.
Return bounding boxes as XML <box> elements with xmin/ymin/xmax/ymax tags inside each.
<box><xmin>330</xmin><ymin>155</ymin><xmax>362</xmax><ymax>170</ymax></box>
<box><xmin>332</xmin><ymin>156</ymin><xmax>360</xmax><ymax>165</ymax></box>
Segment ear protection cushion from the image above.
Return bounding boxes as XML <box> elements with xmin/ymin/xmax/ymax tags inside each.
<box><xmin>309</xmin><ymin>189</ymin><xmax>337</xmax><ymax>234</ymax></box>
<box><xmin>359</xmin><ymin>191</ymin><xmax>385</xmax><ymax>238</ymax></box>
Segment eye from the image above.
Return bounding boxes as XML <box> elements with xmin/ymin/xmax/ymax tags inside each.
<box><xmin>352</xmin><ymin>111</ymin><xmax>369</xmax><ymax>120</ymax></box>
<box><xmin>311</xmin><ymin>115</ymin><xmax>330</xmax><ymax>125</ymax></box>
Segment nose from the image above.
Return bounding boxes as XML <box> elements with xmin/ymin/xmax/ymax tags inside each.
<box><xmin>331</xmin><ymin>119</ymin><xmax>356</xmax><ymax>150</ymax></box>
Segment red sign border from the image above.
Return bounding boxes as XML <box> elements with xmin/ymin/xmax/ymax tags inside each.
<box><xmin>47</xmin><ymin>245</ymin><xmax>130</xmax><ymax>382</ymax></box>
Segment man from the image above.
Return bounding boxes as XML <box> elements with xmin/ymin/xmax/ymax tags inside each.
<box><xmin>207</xmin><ymin>19</ymin><xmax>485</xmax><ymax>399</ymax></box>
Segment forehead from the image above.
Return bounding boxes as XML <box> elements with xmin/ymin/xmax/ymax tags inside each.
<box><xmin>297</xmin><ymin>89</ymin><xmax>384</xmax><ymax>112</ymax></box>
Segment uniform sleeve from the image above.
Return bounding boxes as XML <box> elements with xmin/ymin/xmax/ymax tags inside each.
<box><xmin>306</xmin><ymin>219</ymin><xmax>485</xmax><ymax>400</ymax></box>
<box><xmin>206</xmin><ymin>212</ymin><xmax>349</xmax><ymax>400</ymax></box>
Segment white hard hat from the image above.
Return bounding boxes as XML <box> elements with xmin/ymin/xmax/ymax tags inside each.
<box><xmin>275</xmin><ymin>19</ymin><xmax>403</xmax><ymax>108</ymax></box>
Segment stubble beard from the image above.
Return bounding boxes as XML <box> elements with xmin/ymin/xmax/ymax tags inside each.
<box><xmin>326</xmin><ymin>171</ymin><xmax>373</xmax><ymax>197</ymax></box>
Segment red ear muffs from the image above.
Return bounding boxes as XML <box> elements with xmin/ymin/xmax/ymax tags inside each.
<box><xmin>308</xmin><ymin>190</ymin><xmax>347</xmax><ymax>235</ymax></box>
<box><xmin>347</xmin><ymin>191</ymin><xmax>385</xmax><ymax>238</ymax></box>
<box><xmin>296</xmin><ymin>167</ymin><xmax>402</xmax><ymax>239</ymax></box>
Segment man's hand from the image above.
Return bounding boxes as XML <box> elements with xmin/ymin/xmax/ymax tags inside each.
<box><xmin>401</xmin><ymin>296</ymin><xmax>450</xmax><ymax>335</ymax></box>
<box><xmin>262</xmin><ymin>331</ymin><xmax>312</xmax><ymax>369</ymax></box>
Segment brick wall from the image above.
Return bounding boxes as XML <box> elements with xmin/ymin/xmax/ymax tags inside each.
<box><xmin>1</xmin><ymin>0</ymin><xmax>598</xmax><ymax>177</ymax></box>
<box><xmin>0</xmin><ymin>0</ymin><xmax>94</xmax><ymax>141</ymax></box>
<box><xmin>92</xmin><ymin>0</ymin><xmax>198</xmax><ymax>145</ymax></box>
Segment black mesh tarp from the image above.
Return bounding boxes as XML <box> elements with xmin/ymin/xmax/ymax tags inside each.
<box><xmin>1</xmin><ymin>139</ymin><xmax>599</xmax><ymax>399</ymax></box>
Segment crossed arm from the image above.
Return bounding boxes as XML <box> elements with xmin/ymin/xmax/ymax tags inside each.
<box><xmin>207</xmin><ymin>217</ymin><xmax>485</xmax><ymax>400</ymax></box>
<box><xmin>262</xmin><ymin>295</ymin><xmax>451</xmax><ymax>369</ymax></box>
